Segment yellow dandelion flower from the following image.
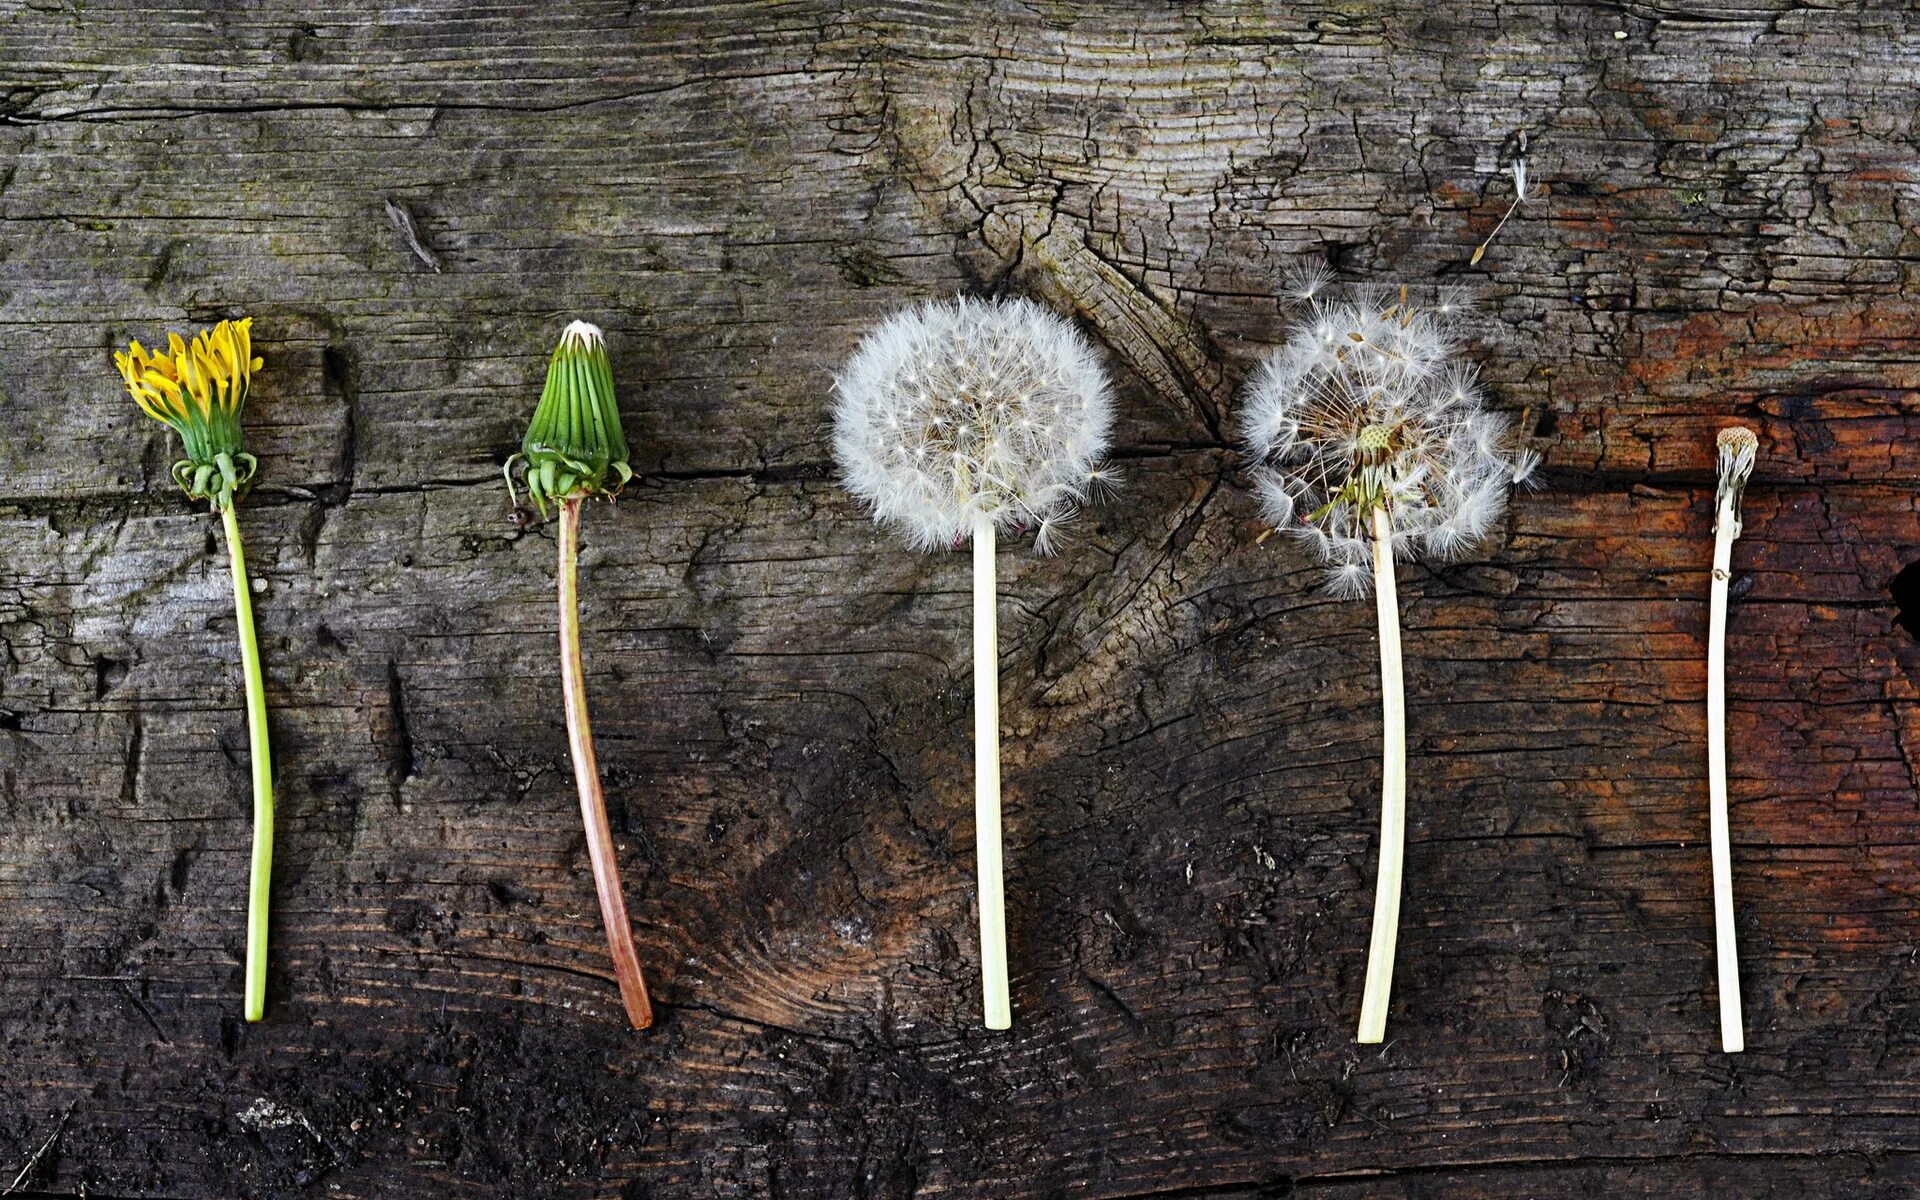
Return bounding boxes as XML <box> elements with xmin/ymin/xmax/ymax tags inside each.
<box><xmin>114</xmin><ymin>317</ymin><xmax>264</xmax><ymax>509</ymax></box>
<box><xmin>108</xmin><ymin>315</ymin><xmax>277</xmax><ymax>1022</ymax></box>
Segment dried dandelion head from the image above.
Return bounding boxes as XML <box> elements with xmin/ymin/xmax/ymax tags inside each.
<box><xmin>115</xmin><ymin>317</ymin><xmax>263</xmax><ymax>510</ymax></box>
<box><xmin>1715</xmin><ymin>425</ymin><xmax>1758</xmax><ymax>534</ymax></box>
<box><xmin>1239</xmin><ymin>281</ymin><xmax>1537</xmax><ymax>596</ymax></box>
<box><xmin>832</xmin><ymin>296</ymin><xmax>1115</xmax><ymax>554</ymax></box>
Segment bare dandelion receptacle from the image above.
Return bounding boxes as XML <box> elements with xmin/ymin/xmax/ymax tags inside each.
<box><xmin>1707</xmin><ymin>424</ymin><xmax>1758</xmax><ymax>1053</ymax></box>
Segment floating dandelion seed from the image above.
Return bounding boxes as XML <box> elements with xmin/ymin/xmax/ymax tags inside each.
<box><xmin>1239</xmin><ymin>276</ymin><xmax>1534</xmax><ymax>1044</ymax></box>
<box><xmin>833</xmin><ymin>296</ymin><xmax>1115</xmax><ymax>1029</ymax></box>
<box><xmin>1471</xmin><ymin>156</ymin><xmax>1544</xmax><ymax>266</ymax></box>
<box><xmin>1706</xmin><ymin>424</ymin><xmax>1758</xmax><ymax>1054</ymax></box>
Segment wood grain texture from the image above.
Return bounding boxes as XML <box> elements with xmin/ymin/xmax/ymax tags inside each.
<box><xmin>3</xmin><ymin>1</ymin><xmax>1919</xmax><ymax>1196</ymax></box>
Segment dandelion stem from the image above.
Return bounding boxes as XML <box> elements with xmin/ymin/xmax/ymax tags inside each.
<box><xmin>558</xmin><ymin>497</ymin><xmax>654</xmax><ymax>1031</ymax></box>
<box><xmin>1707</xmin><ymin>490</ymin><xmax>1745</xmax><ymax>1053</ymax></box>
<box><xmin>973</xmin><ymin>511</ymin><xmax>1011</xmax><ymax>1030</ymax></box>
<box><xmin>222</xmin><ymin>502</ymin><xmax>274</xmax><ymax>1023</ymax></box>
<box><xmin>1357</xmin><ymin>504</ymin><xmax>1406</xmax><ymax>1044</ymax></box>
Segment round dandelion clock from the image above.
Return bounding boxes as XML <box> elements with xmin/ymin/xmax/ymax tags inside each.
<box><xmin>834</xmin><ymin>295</ymin><xmax>1116</xmax><ymax>1029</ymax></box>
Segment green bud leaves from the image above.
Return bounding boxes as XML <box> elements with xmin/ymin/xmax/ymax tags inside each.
<box><xmin>506</xmin><ymin>321</ymin><xmax>634</xmax><ymax>517</ymax></box>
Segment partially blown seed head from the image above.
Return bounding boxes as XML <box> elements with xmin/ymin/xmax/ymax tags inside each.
<box><xmin>833</xmin><ymin>296</ymin><xmax>1116</xmax><ymax>553</ymax></box>
<box><xmin>1239</xmin><ymin>280</ymin><xmax>1536</xmax><ymax>596</ymax></box>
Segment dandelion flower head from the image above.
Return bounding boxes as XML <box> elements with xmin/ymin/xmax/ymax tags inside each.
<box><xmin>115</xmin><ymin>317</ymin><xmax>263</xmax><ymax>509</ymax></box>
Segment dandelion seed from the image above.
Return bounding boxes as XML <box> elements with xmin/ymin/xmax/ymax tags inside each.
<box><xmin>1284</xmin><ymin>261</ymin><xmax>1335</xmax><ymax>304</ymax></box>
<box><xmin>1471</xmin><ymin>155</ymin><xmax>1543</xmax><ymax>266</ymax></box>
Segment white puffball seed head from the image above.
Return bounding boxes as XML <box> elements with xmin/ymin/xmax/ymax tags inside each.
<box><xmin>1238</xmin><ymin>281</ymin><xmax>1536</xmax><ymax>595</ymax></box>
<box><xmin>833</xmin><ymin>296</ymin><xmax>1115</xmax><ymax>553</ymax></box>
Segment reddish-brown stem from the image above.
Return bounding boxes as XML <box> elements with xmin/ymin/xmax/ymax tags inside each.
<box><xmin>558</xmin><ymin>497</ymin><xmax>655</xmax><ymax>1030</ymax></box>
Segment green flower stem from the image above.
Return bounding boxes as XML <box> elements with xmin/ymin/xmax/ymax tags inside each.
<box><xmin>557</xmin><ymin>498</ymin><xmax>655</xmax><ymax>1030</ymax></box>
<box><xmin>222</xmin><ymin>501</ymin><xmax>274</xmax><ymax>1023</ymax></box>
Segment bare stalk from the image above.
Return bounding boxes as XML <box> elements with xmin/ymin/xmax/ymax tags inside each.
<box><xmin>1357</xmin><ymin>504</ymin><xmax>1407</xmax><ymax>1044</ymax></box>
<box><xmin>1708</xmin><ymin>426</ymin><xmax>1756</xmax><ymax>1052</ymax></box>
<box><xmin>974</xmin><ymin>512</ymin><xmax>1011</xmax><ymax>1030</ymax></box>
<box><xmin>558</xmin><ymin>497</ymin><xmax>654</xmax><ymax>1030</ymax></box>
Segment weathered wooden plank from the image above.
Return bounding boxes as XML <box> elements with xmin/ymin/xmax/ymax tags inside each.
<box><xmin>5</xmin><ymin>1</ymin><xmax>1920</xmax><ymax>1197</ymax></box>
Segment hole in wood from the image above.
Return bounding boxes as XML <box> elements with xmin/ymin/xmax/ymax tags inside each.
<box><xmin>1891</xmin><ymin>560</ymin><xmax>1920</xmax><ymax>641</ymax></box>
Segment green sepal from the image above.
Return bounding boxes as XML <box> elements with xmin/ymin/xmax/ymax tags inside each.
<box><xmin>147</xmin><ymin>381</ymin><xmax>255</xmax><ymax>512</ymax></box>
<box><xmin>169</xmin><ymin>448</ymin><xmax>258</xmax><ymax>513</ymax></box>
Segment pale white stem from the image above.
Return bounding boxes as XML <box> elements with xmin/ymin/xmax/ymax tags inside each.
<box><xmin>1358</xmin><ymin>505</ymin><xmax>1407</xmax><ymax>1044</ymax></box>
<box><xmin>1708</xmin><ymin>492</ymin><xmax>1745</xmax><ymax>1053</ymax></box>
<box><xmin>973</xmin><ymin>512</ymin><xmax>1011</xmax><ymax>1030</ymax></box>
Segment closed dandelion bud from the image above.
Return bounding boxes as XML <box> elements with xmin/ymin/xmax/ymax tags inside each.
<box><xmin>507</xmin><ymin>321</ymin><xmax>633</xmax><ymax>517</ymax></box>
<box><xmin>505</xmin><ymin>317</ymin><xmax>655</xmax><ymax>1030</ymax></box>
<box><xmin>114</xmin><ymin>317</ymin><xmax>263</xmax><ymax>511</ymax></box>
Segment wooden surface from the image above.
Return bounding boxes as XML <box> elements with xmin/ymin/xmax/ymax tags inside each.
<box><xmin>3</xmin><ymin>2</ymin><xmax>1919</xmax><ymax>1196</ymax></box>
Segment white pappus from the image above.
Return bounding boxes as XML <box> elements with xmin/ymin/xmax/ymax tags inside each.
<box><xmin>833</xmin><ymin>296</ymin><xmax>1117</xmax><ymax>554</ymax></box>
<box><xmin>1238</xmin><ymin>275</ymin><xmax>1538</xmax><ymax>596</ymax></box>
